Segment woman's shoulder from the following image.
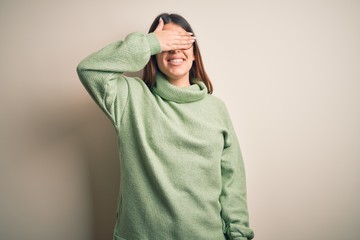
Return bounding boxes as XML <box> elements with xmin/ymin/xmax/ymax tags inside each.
<box><xmin>203</xmin><ymin>94</ymin><xmax>232</xmax><ymax>117</ymax></box>
<box><xmin>205</xmin><ymin>94</ymin><xmax>227</xmax><ymax>109</ymax></box>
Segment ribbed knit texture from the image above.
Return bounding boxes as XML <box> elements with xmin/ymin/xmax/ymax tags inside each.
<box><xmin>77</xmin><ymin>32</ymin><xmax>254</xmax><ymax>240</ymax></box>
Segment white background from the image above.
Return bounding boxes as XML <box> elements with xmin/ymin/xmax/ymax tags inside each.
<box><xmin>1</xmin><ymin>0</ymin><xmax>359</xmax><ymax>239</ymax></box>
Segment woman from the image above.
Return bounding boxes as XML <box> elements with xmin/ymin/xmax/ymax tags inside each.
<box><xmin>77</xmin><ymin>13</ymin><xmax>254</xmax><ymax>240</ymax></box>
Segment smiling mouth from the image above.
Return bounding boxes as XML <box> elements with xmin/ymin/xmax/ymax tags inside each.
<box><xmin>168</xmin><ymin>58</ymin><xmax>185</xmax><ymax>65</ymax></box>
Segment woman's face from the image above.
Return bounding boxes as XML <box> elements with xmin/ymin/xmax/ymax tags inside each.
<box><xmin>156</xmin><ymin>23</ymin><xmax>195</xmax><ymax>85</ymax></box>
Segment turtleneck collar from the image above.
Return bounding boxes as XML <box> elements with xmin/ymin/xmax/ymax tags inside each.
<box><xmin>152</xmin><ymin>72</ymin><xmax>208</xmax><ymax>103</ymax></box>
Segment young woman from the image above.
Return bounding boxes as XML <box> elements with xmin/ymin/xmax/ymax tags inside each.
<box><xmin>77</xmin><ymin>13</ymin><xmax>254</xmax><ymax>240</ymax></box>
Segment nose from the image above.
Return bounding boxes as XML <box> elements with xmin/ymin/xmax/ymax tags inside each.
<box><xmin>169</xmin><ymin>49</ymin><xmax>180</xmax><ymax>54</ymax></box>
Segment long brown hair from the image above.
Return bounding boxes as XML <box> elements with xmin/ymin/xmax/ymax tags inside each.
<box><xmin>143</xmin><ymin>13</ymin><xmax>213</xmax><ymax>94</ymax></box>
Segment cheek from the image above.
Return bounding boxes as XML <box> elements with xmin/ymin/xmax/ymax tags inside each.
<box><xmin>156</xmin><ymin>54</ymin><xmax>166</xmax><ymax>67</ymax></box>
<box><xmin>187</xmin><ymin>50</ymin><xmax>195</xmax><ymax>62</ymax></box>
<box><xmin>188</xmin><ymin>55</ymin><xmax>195</xmax><ymax>65</ymax></box>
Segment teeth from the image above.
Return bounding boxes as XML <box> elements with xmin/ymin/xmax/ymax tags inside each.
<box><xmin>169</xmin><ymin>59</ymin><xmax>184</xmax><ymax>63</ymax></box>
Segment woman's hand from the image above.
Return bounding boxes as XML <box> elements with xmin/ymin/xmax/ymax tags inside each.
<box><xmin>153</xmin><ymin>18</ymin><xmax>195</xmax><ymax>51</ymax></box>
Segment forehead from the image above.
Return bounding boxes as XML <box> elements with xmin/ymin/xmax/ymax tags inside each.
<box><xmin>163</xmin><ymin>22</ymin><xmax>186</xmax><ymax>32</ymax></box>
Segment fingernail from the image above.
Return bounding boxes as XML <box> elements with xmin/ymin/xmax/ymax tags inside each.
<box><xmin>159</xmin><ymin>17</ymin><xmax>162</xmax><ymax>22</ymax></box>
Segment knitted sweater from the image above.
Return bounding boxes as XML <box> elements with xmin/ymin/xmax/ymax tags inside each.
<box><xmin>77</xmin><ymin>32</ymin><xmax>254</xmax><ymax>240</ymax></box>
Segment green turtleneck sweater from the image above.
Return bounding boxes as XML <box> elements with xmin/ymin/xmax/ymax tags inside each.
<box><xmin>76</xmin><ymin>32</ymin><xmax>254</xmax><ymax>240</ymax></box>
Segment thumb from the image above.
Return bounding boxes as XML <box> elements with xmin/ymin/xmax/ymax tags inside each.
<box><xmin>154</xmin><ymin>17</ymin><xmax>164</xmax><ymax>32</ymax></box>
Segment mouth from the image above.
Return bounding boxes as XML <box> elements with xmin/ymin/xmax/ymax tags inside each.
<box><xmin>167</xmin><ymin>58</ymin><xmax>185</xmax><ymax>66</ymax></box>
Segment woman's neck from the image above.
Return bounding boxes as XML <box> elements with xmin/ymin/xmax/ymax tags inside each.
<box><xmin>167</xmin><ymin>77</ymin><xmax>191</xmax><ymax>87</ymax></box>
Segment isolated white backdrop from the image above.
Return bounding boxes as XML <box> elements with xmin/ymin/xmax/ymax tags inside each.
<box><xmin>1</xmin><ymin>1</ymin><xmax>359</xmax><ymax>240</ymax></box>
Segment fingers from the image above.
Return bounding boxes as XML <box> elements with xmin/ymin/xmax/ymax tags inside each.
<box><xmin>154</xmin><ymin>28</ymin><xmax>196</xmax><ymax>51</ymax></box>
<box><xmin>169</xmin><ymin>35</ymin><xmax>196</xmax><ymax>51</ymax></box>
<box><xmin>175</xmin><ymin>35</ymin><xmax>196</xmax><ymax>46</ymax></box>
<box><xmin>176</xmin><ymin>44</ymin><xmax>194</xmax><ymax>50</ymax></box>
<box><xmin>154</xmin><ymin>17</ymin><xmax>164</xmax><ymax>32</ymax></box>
<box><xmin>172</xmin><ymin>32</ymin><xmax>195</xmax><ymax>43</ymax></box>
<box><xmin>176</xmin><ymin>31</ymin><xmax>194</xmax><ymax>40</ymax></box>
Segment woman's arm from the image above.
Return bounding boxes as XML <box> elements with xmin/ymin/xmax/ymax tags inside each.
<box><xmin>76</xmin><ymin>32</ymin><xmax>161</xmax><ymax>126</ymax></box>
<box><xmin>220</xmin><ymin>107</ymin><xmax>255</xmax><ymax>240</ymax></box>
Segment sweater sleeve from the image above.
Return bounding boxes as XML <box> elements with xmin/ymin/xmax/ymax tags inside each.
<box><xmin>220</xmin><ymin>107</ymin><xmax>254</xmax><ymax>240</ymax></box>
<box><xmin>76</xmin><ymin>32</ymin><xmax>161</xmax><ymax>126</ymax></box>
